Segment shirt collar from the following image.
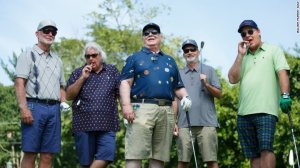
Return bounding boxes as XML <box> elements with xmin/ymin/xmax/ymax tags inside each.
<box><xmin>183</xmin><ymin>64</ymin><xmax>200</xmax><ymax>74</ymax></box>
<box><xmin>247</xmin><ymin>42</ymin><xmax>266</xmax><ymax>55</ymax></box>
<box><xmin>141</xmin><ymin>47</ymin><xmax>164</xmax><ymax>56</ymax></box>
<box><xmin>33</xmin><ymin>44</ymin><xmax>55</xmax><ymax>57</ymax></box>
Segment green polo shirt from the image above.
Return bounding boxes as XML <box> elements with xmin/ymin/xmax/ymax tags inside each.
<box><xmin>238</xmin><ymin>42</ymin><xmax>289</xmax><ymax>117</ymax></box>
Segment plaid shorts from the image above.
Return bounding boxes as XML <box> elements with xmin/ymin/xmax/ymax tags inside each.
<box><xmin>237</xmin><ymin>113</ymin><xmax>277</xmax><ymax>158</ymax></box>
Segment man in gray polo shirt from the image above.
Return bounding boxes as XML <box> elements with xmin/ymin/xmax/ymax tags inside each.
<box><xmin>174</xmin><ymin>39</ymin><xmax>222</xmax><ymax>168</ymax></box>
<box><xmin>15</xmin><ymin>19</ymin><xmax>68</xmax><ymax>168</ymax></box>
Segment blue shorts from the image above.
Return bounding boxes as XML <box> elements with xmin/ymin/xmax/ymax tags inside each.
<box><xmin>21</xmin><ymin>101</ymin><xmax>61</xmax><ymax>153</ymax></box>
<box><xmin>237</xmin><ymin>113</ymin><xmax>277</xmax><ymax>158</ymax></box>
<box><xmin>74</xmin><ymin>131</ymin><xmax>116</xmax><ymax>166</ymax></box>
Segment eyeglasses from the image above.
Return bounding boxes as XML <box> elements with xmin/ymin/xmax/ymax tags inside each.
<box><xmin>84</xmin><ymin>53</ymin><xmax>98</xmax><ymax>59</ymax></box>
<box><xmin>40</xmin><ymin>28</ymin><xmax>57</xmax><ymax>36</ymax></box>
<box><xmin>143</xmin><ymin>29</ymin><xmax>159</xmax><ymax>36</ymax></box>
<box><xmin>241</xmin><ymin>29</ymin><xmax>254</xmax><ymax>38</ymax></box>
<box><xmin>183</xmin><ymin>48</ymin><xmax>197</xmax><ymax>54</ymax></box>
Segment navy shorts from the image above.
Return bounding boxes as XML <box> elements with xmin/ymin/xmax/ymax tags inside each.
<box><xmin>74</xmin><ymin>131</ymin><xmax>116</xmax><ymax>166</ymax></box>
<box><xmin>237</xmin><ymin>113</ymin><xmax>277</xmax><ymax>158</ymax></box>
<box><xmin>21</xmin><ymin>101</ymin><xmax>61</xmax><ymax>153</ymax></box>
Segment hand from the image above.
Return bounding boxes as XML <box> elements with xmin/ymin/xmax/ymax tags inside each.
<box><xmin>238</xmin><ymin>41</ymin><xmax>249</xmax><ymax>56</ymax></box>
<box><xmin>180</xmin><ymin>96</ymin><xmax>192</xmax><ymax>111</ymax></box>
<box><xmin>81</xmin><ymin>64</ymin><xmax>92</xmax><ymax>79</ymax></box>
<box><xmin>173</xmin><ymin>124</ymin><xmax>179</xmax><ymax>136</ymax></box>
<box><xmin>200</xmin><ymin>74</ymin><xmax>207</xmax><ymax>85</ymax></box>
<box><xmin>60</xmin><ymin>102</ymin><xmax>71</xmax><ymax>112</ymax></box>
<box><xmin>20</xmin><ymin>108</ymin><xmax>34</xmax><ymax>125</ymax></box>
<box><xmin>122</xmin><ymin>104</ymin><xmax>135</xmax><ymax>123</ymax></box>
<box><xmin>280</xmin><ymin>94</ymin><xmax>292</xmax><ymax>113</ymax></box>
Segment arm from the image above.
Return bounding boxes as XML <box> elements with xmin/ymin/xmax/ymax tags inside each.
<box><xmin>15</xmin><ymin>77</ymin><xmax>33</xmax><ymax>124</ymax></box>
<box><xmin>172</xmin><ymin>97</ymin><xmax>179</xmax><ymax>136</ymax></box>
<box><xmin>175</xmin><ymin>87</ymin><xmax>189</xmax><ymax>100</ymax></box>
<box><xmin>66</xmin><ymin>65</ymin><xmax>91</xmax><ymax>100</ymax></box>
<box><xmin>60</xmin><ymin>86</ymin><xmax>66</xmax><ymax>102</ymax></box>
<box><xmin>200</xmin><ymin>74</ymin><xmax>222</xmax><ymax>99</ymax></box>
<box><xmin>120</xmin><ymin>78</ymin><xmax>134</xmax><ymax>123</ymax></box>
<box><xmin>228</xmin><ymin>41</ymin><xmax>248</xmax><ymax>84</ymax></box>
<box><xmin>278</xmin><ymin>69</ymin><xmax>290</xmax><ymax>94</ymax></box>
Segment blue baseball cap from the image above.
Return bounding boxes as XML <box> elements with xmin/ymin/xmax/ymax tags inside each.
<box><xmin>238</xmin><ymin>20</ymin><xmax>258</xmax><ymax>33</ymax></box>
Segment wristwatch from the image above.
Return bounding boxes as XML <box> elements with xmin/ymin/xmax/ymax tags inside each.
<box><xmin>282</xmin><ymin>92</ymin><xmax>290</xmax><ymax>98</ymax></box>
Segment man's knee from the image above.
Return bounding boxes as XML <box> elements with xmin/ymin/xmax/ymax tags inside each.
<box><xmin>40</xmin><ymin>153</ymin><xmax>53</xmax><ymax>162</ymax></box>
<box><xmin>126</xmin><ymin>159</ymin><xmax>142</xmax><ymax>168</ymax></box>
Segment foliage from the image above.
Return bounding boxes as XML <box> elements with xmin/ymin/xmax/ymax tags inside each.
<box><xmin>0</xmin><ymin>52</ymin><xmax>18</xmax><ymax>82</ymax></box>
<box><xmin>0</xmin><ymin>85</ymin><xmax>21</xmax><ymax>167</ymax></box>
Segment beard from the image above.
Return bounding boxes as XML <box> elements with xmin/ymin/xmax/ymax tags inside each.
<box><xmin>186</xmin><ymin>56</ymin><xmax>198</xmax><ymax>64</ymax></box>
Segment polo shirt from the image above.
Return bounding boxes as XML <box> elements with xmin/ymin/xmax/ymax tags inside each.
<box><xmin>15</xmin><ymin>45</ymin><xmax>65</xmax><ymax>100</ymax></box>
<box><xmin>238</xmin><ymin>42</ymin><xmax>290</xmax><ymax>117</ymax></box>
<box><xmin>178</xmin><ymin>64</ymin><xmax>221</xmax><ymax>128</ymax></box>
<box><xmin>120</xmin><ymin>47</ymin><xmax>184</xmax><ymax>100</ymax></box>
<box><xmin>66</xmin><ymin>64</ymin><xmax>120</xmax><ymax>133</ymax></box>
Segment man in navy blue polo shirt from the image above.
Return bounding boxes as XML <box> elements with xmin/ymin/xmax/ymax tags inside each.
<box><xmin>120</xmin><ymin>23</ymin><xmax>192</xmax><ymax>168</ymax></box>
<box><xmin>66</xmin><ymin>42</ymin><xmax>120</xmax><ymax>168</ymax></box>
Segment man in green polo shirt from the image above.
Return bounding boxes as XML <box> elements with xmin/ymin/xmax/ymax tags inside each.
<box><xmin>228</xmin><ymin>20</ymin><xmax>292</xmax><ymax>168</ymax></box>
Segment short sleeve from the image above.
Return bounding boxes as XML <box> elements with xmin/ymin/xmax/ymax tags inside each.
<box><xmin>120</xmin><ymin>55</ymin><xmax>135</xmax><ymax>80</ymax></box>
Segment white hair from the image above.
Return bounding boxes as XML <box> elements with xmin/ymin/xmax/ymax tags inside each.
<box><xmin>84</xmin><ymin>42</ymin><xmax>107</xmax><ymax>61</ymax></box>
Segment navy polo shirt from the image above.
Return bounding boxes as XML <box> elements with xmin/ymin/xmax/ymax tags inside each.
<box><xmin>66</xmin><ymin>64</ymin><xmax>120</xmax><ymax>133</ymax></box>
<box><xmin>120</xmin><ymin>47</ymin><xmax>184</xmax><ymax>100</ymax></box>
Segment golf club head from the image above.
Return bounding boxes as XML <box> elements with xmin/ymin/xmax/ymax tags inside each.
<box><xmin>289</xmin><ymin>149</ymin><xmax>294</xmax><ymax>166</ymax></box>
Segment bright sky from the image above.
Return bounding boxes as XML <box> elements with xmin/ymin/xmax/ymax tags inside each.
<box><xmin>1</xmin><ymin>0</ymin><xmax>299</xmax><ymax>86</ymax></box>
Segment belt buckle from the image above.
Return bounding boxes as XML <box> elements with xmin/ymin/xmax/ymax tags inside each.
<box><xmin>157</xmin><ymin>99</ymin><xmax>165</xmax><ymax>106</ymax></box>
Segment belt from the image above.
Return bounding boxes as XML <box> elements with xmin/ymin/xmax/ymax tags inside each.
<box><xmin>27</xmin><ymin>98</ymin><xmax>60</xmax><ymax>105</ymax></box>
<box><xmin>131</xmin><ymin>99</ymin><xmax>172</xmax><ymax>106</ymax></box>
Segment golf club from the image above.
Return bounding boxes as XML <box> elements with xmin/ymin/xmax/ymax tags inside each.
<box><xmin>200</xmin><ymin>41</ymin><xmax>205</xmax><ymax>91</ymax></box>
<box><xmin>186</xmin><ymin>110</ymin><xmax>198</xmax><ymax>168</ymax></box>
<box><xmin>289</xmin><ymin>149</ymin><xmax>295</xmax><ymax>168</ymax></box>
<box><xmin>287</xmin><ymin>110</ymin><xmax>300</xmax><ymax>168</ymax></box>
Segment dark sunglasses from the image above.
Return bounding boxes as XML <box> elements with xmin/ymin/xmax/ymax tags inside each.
<box><xmin>143</xmin><ymin>29</ymin><xmax>159</xmax><ymax>36</ymax></box>
<box><xmin>41</xmin><ymin>28</ymin><xmax>57</xmax><ymax>36</ymax></box>
<box><xmin>183</xmin><ymin>48</ymin><xmax>197</xmax><ymax>54</ymax></box>
<box><xmin>84</xmin><ymin>53</ymin><xmax>98</xmax><ymax>59</ymax></box>
<box><xmin>241</xmin><ymin>29</ymin><xmax>254</xmax><ymax>38</ymax></box>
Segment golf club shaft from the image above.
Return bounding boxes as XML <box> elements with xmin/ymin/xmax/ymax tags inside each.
<box><xmin>288</xmin><ymin>111</ymin><xmax>300</xmax><ymax>168</ymax></box>
<box><xmin>200</xmin><ymin>41</ymin><xmax>205</xmax><ymax>92</ymax></box>
<box><xmin>186</xmin><ymin>111</ymin><xmax>198</xmax><ymax>168</ymax></box>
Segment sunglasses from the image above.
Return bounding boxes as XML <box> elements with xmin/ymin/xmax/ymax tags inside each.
<box><xmin>183</xmin><ymin>48</ymin><xmax>197</xmax><ymax>54</ymax></box>
<box><xmin>241</xmin><ymin>29</ymin><xmax>254</xmax><ymax>38</ymax></box>
<box><xmin>143</xmin><ymin>29</ymin><xmax>159</xmax><ymax>36</ymax></box>
<box><xmin>41</xmin><ymin>28</ymin><xmax>57</xmax><ymax>36</ymax></box>
<box><xmin>84</xmin><ymin>53</ymin><xmax>98</xmax><ymax>59</ymax></box>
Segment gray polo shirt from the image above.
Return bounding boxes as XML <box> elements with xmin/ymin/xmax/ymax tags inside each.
<box><xmin>15</xmin><ymin>45</ymin><xmax>65</xmax><ymax>100</ymax></box>
<box><xmin>178</xmin><ymin>64</ymin><xmax>221</xmax><ymax>128</ymax></box>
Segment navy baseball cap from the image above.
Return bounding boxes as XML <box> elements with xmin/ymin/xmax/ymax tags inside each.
<box><xmin>238</xmin><ymin>20</ymin><xmax>258</xmax><ymax>33</ymax></box>
<box><xmin>181</xmin><ymin>39</ymin><xmax>198</xmax><ymax>49</ymax></box>
<box><xmin>142</xmin><ymin>23</ymin><xmax>161</xmax><ymax>33</ymax></box>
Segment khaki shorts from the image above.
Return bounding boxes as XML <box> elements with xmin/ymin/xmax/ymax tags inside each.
<box><xmin>125</xmin><ymin>103</ymin><xmax>175</xmax><ymax>162</ymax></box>
<box><xmin>176</xmin><ymin>127</ymin><xmax>218</xmax><ymax>162</ymax></box>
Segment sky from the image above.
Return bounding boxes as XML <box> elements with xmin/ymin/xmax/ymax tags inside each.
<box><xmin>0</xmin><ymin>0</ymin><xmax>299</xmax><ymax>86</ymax></box>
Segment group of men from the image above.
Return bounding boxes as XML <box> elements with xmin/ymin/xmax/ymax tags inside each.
<box><xmin>14</xmin><ymin>19</ymin><xmax>292</xmax><ymax>168</ymax></box>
